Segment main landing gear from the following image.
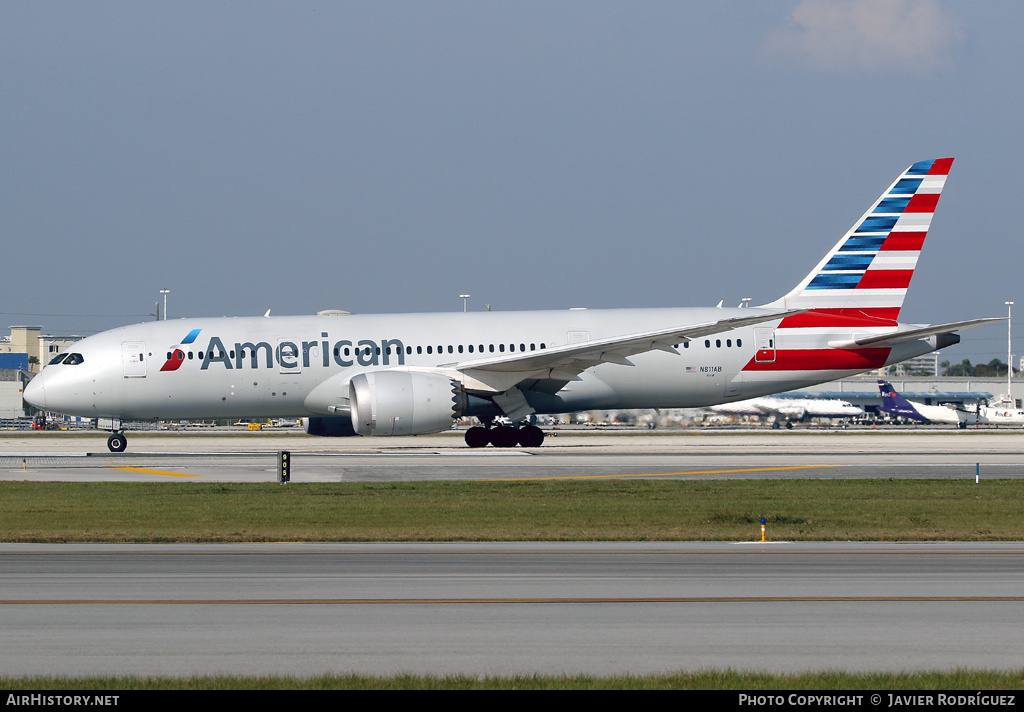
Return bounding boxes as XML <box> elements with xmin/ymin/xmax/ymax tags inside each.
<box><xmin>464</xmin><ymin>422</ymin><xmax>545</xmax><ymax>448</ymax></box>
<box><xmin>107</xmin><ymin>433</ymin><xmax>127</xmax><ymax>452</ymax></box>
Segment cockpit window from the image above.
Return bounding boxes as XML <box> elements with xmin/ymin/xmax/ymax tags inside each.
<box><xmin>49</xmin><ymin>353</ymin><xmax>69</xmax><ymax>365</ymax></box>
<box><xmin>63</xmin><ymin>353</ymin><xmax>85</xmax><ymax>365</ymax></box>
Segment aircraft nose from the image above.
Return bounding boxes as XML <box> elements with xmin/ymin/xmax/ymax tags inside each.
<box><xmin>23</xmin><ymin>371</ymin><xmax>45</xmax><ymax>409</ymax></box>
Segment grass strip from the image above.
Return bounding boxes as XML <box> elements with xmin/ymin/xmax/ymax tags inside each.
<box><xmin>2</xmin><ymin>479</ymin><xmax>1023</xmax><ymax>542</ymax></box>
<box><xmin>1</xmin><ymin>670</ymin><xmax>1022</xmax><ymax>690</ymax></box>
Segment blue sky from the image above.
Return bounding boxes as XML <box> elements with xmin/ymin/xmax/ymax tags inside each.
<box><xmin>2</xmin><ymin>1</ymin><xmax>1020</xmax><ymax>364</ymax></box>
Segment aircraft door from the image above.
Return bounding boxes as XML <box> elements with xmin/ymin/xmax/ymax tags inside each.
<box><xmin>754</xmin><ymin>328</ymin><xmax>776</xmax><ymax>363</ymax></box>
<box><xmin>122</xmin><ymin>342</ymin><xmax>147</xmax><ymax>378</ymax></box>
<box><xmin>277</xmin><ymin>339</ymin><xmax>302</xmax><ymax>374</ymax></box>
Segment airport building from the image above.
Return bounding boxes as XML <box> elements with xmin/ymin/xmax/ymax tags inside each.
<box><xmin>0</xmin><ymin>326</ymin><xmax>83</xmax><ymax>420</ymax></box>
<box><xmin>878</xmin><ymin>353</ymin><xmax>941</xmax><ymax>377</ymax></box>
<box><xmin>0</xmin><ymin>326</ymin><xmax>83</xmax><ymax>374</ymax></box>
<box><xmin>0</xmin><ymin>369</ymin><xmax>31</xmax><ymax>419</ymax></box>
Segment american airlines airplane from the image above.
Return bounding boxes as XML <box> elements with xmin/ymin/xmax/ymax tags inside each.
<box><xmin>24</xmin><ymin>158</ymin><xmax>999</xmax><ymax>451</ymax></box>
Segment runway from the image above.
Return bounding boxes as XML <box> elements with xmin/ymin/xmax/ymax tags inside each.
<box><xmin>2</xmin><ymin>541</ymin><xmax>1023</xmax><ymax>677</ymax></box>
<box><xmin>2</xmin><ymin>428</ymin><xmax>1024</xmax><ymax>482</ymax></box>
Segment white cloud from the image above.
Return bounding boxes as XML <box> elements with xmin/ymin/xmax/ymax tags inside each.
<box><xmin>764</xmin><ymin>0</ymin><xmax>964</xmax><ymax>74</ymax></box>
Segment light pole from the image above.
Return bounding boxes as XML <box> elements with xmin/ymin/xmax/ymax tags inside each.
<box><xmin>460</xmin><ymin>294</ymin><xmax>470</xmax><ymax>312</ymax></box>
<box><xmin>160</xmin><ymin>289</ymin><xmax>170</xmax><ymax>321</ymax></box>
<box><xmin>741</xmin><ymin>297</ymin><xmax>752</xmax><ymax>309</ymax></box>
<box><xmin>1006</xmin><ymin>301</ymin><xmax>1014</xmax><ymax>403</ymax></box>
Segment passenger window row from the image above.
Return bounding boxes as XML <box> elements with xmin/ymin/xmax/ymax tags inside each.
<box><xmin>61</xmin><ymin>336</ymin><xmax>742</xmax><ymax>368</ymax></box>
<box><xmin>400</xmin><ymin>342</ymin><xmax>547</xmax><ymax>356</ymax></box>
<box><xmin>702</xmin><ymin>338</ymin><xmax>742</xmax><ymax>348</ymax></box>
<box><xmin>164</xmin><ymin>342</ymin><xmax>551</xmax><ymax>362</ymax></box>
<box><xmin>672</xmin><ymin>339</ymin><xmax>743</xmax><ymax>349</ymax></box>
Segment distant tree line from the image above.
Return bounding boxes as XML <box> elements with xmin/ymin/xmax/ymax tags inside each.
<box><xmin>939</xmin><ymin>358</ymin><xmax>1016</xmax><ymax>378</ymax></box>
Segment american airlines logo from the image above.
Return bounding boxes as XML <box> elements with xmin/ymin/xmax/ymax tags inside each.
<box><xmin>160</xmin><ymin>329</ymin><xmax>407</xmax><ymax>372</ymax></box>
<box><xmin>159</xmin><ymin>329</ymin><xmax>202</xmax><ymax>372</ymax></box>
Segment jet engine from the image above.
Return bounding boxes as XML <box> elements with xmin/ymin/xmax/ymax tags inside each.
<box><xmin>349</xmin><ymin>371</ymin><xmax>463</xmax><ymax>436</ymax></box>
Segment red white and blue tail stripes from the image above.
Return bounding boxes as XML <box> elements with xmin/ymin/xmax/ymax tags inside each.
<box><xmin>767</xmin><ymin>158</ymin><xmax>952</xmax><ymax>320</ymax></box>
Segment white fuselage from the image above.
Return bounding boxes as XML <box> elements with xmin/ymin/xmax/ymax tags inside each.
<box><xmin>26</xmin><ymin>306</ymin><xmax>937</xmax><ymax>422</ymax></box>
<box><xmin>961</xmin><ymin>404</ymin><xmax>1024</xmax><ymax>427</ymax></box>
<box><xmin>905</xmin><ymin>401</ymin><xmax>961</xmax><ymax>425</ymax></box>
<box><xmin>709</xmin><ymin>397</ymin><xmax>863</xmax><ymax>420</ymax></box>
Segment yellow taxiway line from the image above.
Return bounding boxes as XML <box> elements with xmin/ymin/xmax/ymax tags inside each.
<box><xmin>109</xmin><ymin>466</ymin><xmax>203</xmax><ymax>478</ymax></box>
<box><xmin>484</xmin><ymin>464</ymin><xmax>832</xmax><ymax>481</ymax></box>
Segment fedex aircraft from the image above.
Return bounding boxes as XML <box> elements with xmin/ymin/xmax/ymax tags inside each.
<box><xmin>876</xmin><ymin>379</ymin><xmax>961</xmax><ymax>425</ymax></box>
<box><xmin>24</xmin><ymin>158</ymin><xmax>999</xmax><ymax>452</ymax></box>
<box><xmin>957</xmin><ymin>401</ymin><xmax>1024</xmax><ymax>427</ymax></box>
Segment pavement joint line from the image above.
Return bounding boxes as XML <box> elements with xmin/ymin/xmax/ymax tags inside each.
<box><xmin>5</xmin><ymin>596</ymin><xmax>1024</xmax><ymax>604</ymax></box>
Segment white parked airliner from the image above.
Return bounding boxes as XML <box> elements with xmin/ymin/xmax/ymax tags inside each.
<box><xmin>707</xmin><ymin>396</ymin><xmax>863</xmax><ymax>428</ymax></box>
<box><xmin>24</xmin><ymin>158</ymin><xmax>1000</xmax><ymax>451</ymax></box>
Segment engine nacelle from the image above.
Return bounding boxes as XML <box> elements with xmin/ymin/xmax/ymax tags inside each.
<box><xmin>349</xmin><ymin>371</ymin><xmax>461</xmax><ymax>436</ymax></box>
<box><xmin>303</xmin><ymin>416</ymin><xmax>357</xmax><ymax>437</ymax></box>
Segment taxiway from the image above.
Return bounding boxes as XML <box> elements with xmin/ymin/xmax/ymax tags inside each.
<box><xmin>2</xmin><ymin>428</ymin><xmax>1023</xmax><ymax>482</ymax></box>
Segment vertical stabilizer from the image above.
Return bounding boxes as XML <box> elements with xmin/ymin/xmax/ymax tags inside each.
<box><xmin>764</xmin><ymin>158</ymin><xmax>954</xmax><ymax>320</ymax></box>
<box><xmin>878</xmin><ymin>379</ymin><xmax>921</xmax><ymax>419</ymax></box>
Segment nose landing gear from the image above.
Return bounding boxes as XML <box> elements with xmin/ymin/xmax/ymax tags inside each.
<box><xmin>106</xmin><ymin>432</ymin><xmax>127</xmax><ymax>452</ymax></box>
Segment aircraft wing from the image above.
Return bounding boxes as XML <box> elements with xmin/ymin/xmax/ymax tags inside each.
<box><xmin>445</xmin><ymin>309</ymin><xmax>804</xmax><ymax>394</ymax></box>
<box><xmin>712</xmin><ymin>399</ymin><xmax>800</xmax><ymax>419</ymax></box>
<box><xmin>708</xmin><ymin>399</ymin><xmax>771</xmax><ymax>416</ymax></box>
<box><xmin>828</xmin><ymin>317</ymin><xmax>1005</xmax><ymax>350</ymax></box>
<box><xmin>756</xmin><ymin>401</ymin><xmax>807</xmax><ymax>419</ymax></box>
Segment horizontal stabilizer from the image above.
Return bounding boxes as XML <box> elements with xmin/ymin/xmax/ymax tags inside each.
<box><xmin>828</xmin><ymin>317</ymin><xmax>1004</xmax><ymax>350</ymax></box>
